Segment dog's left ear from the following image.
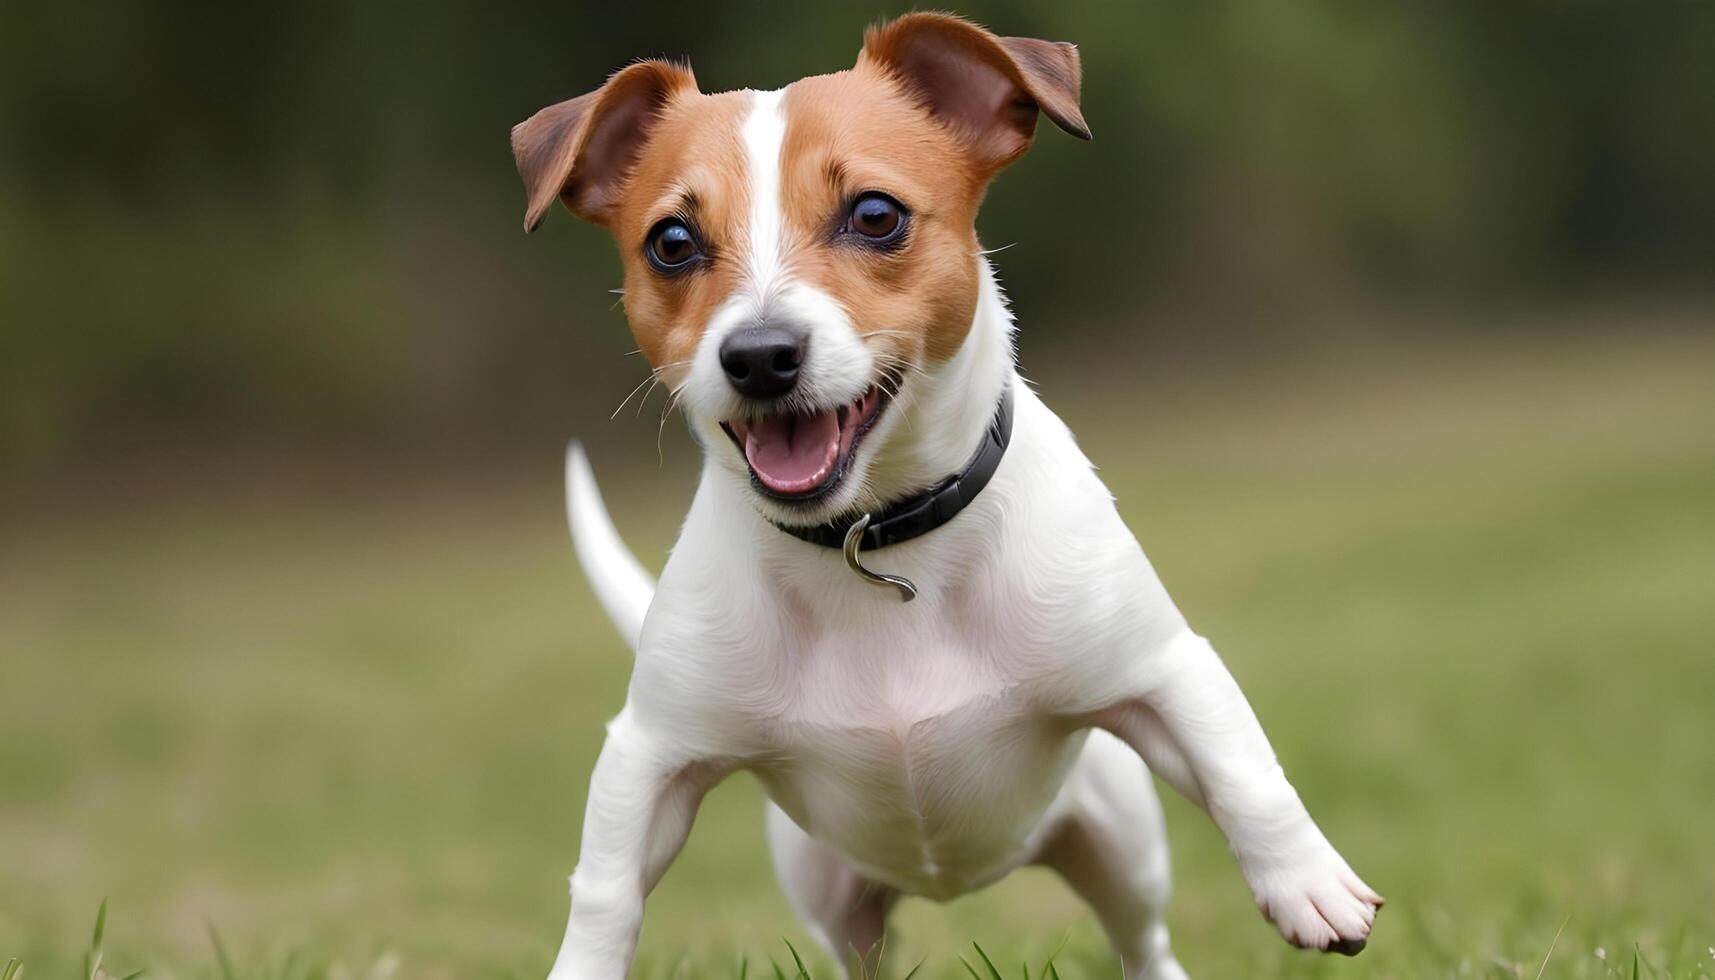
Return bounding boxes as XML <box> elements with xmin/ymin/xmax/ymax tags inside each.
<box><xmin>860</xmin><ymin>13</ymin><xmax>1089</xmax><ymax>174</ymax></box>
<box><xmin>511</xmin><ymin>59</ymin><xmax>699</xmax><ymax>232</ymax></box>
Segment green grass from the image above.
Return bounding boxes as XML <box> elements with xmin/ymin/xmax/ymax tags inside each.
<box><xmin>2</xmin><ymin>332</ymin><xmax>1712</xmax><ymax>978</ymax></box>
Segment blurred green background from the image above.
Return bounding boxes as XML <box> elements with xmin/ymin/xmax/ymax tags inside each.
<box><xmin>1</xmin><ymin>2</ymin><xmax>1711</xmax><ymax>978</ymax></box>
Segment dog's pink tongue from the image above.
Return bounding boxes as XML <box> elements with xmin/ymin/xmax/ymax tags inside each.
<box><xmin>743</xmin><ymin>410</ymin><xmax>841</xmax><ymax>494</ymax></box>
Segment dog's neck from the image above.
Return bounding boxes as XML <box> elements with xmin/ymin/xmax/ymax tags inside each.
<box><xmin>853</xmin><ymin>257</ymin><xmax>1017</xmax><ymax>514</ymax></box>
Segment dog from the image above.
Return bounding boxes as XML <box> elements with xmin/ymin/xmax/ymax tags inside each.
<box><xmin>512</xmin><ymin>13</ymin><xmax>1381</xmax><ymax>979</ymax></box>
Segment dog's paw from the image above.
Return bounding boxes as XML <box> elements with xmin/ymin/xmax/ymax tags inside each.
<box><xmin>1249</xmin><ymin>854</ymin><xmax>1383</xmax><ymax>955</ymax></box>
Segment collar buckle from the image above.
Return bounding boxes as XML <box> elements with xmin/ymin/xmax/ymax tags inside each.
<box><xmin>842</xmin><ymin>514</ymin><xmax>918</xmax><ymax>603</ymax></box>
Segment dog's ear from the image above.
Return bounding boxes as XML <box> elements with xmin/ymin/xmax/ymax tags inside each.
<box><xmin>860</xmin><ymin>13</ymin><xmax>1089</xmax><ymax>174</ymax></box>
<box><xmin>512</xmin><ymin>59</ymin><xmax>698</xmax><ymax>233</ymax></box>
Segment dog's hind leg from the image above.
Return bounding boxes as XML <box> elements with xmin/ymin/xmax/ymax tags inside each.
<box><xmin>1033</xmin><ymin>731</ymin><xmax>1189</xmax><ymax>980</ymax></box>
<box><xmin>765</xmin><ymin>802</ymin><xmax>897</xmax><ymax>979</ymax></box>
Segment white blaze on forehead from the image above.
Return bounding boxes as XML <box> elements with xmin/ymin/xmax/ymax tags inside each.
<box><xmin>679</xmin><ymin>83</ymin><xmax>872</xmax><ymax>442</ymax></box>
<box><xmin>740</xmin><ymin>88</ymin><xmax>788</xmax><ymax>297</ymax></box>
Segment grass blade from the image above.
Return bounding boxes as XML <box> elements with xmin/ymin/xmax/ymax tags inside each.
<box><xmin>769</xmin><ymin>957</ymin><xmax>788</xmax><ymax>980</ymax></box>
<box><xmin>117</xmin><ymin>971</ymin><xmax>148</xmax><ymax>980</ymax></box>
<box><xmin>2</xmin><ymin>957</ymin><xmax>20</xmax><ymax>980</ymax></box>
<box><xmin>1632</xmin><ymin>942</ymin><xmax>1658</xmax><ymax>979</ymax></box>
<box><xmin>970</xmin><ymin>943</ymin><xmax>1005</xmax><ymax>980</ymax></box>
<box><xmin>87</xmin><ymin>898</ymin><xmax>109</xmax><ymax>980</ymax></box>
<box><xmin>92</xmin><ymin>898</ymin><xmax>109</xmax><ymax>950</ymax></box>
<box><xmin>899</xmin><ymin>959</ymin><xmax>925</xmax><ymax>980</ymax></box>
<box><xmin>1040</xmin><ymin>928</ymin><xmax>1072</xmax><ymax>980</ymax></box>
<box><xmin>738</xmin><ymin>954</ymin><xmax>749</xmax><ymax>980</ymax></box>
<box><xmin>1532</xmin><ymin>915</ymin><xmax>1570</xmax><ymax>980</ymax></box>
<box><xmin>959</xmin><ymin>956</ymin><xmax>981</xmax><ymax>980</ymax></box>
<box><xmin>207</xmin><ymin>922</ymin><xmax>238</xmax><ymax>980</ymax></box>
<box><xmin>781</xmin><ymin>939</ymin><xmax>811</xmax><ymax>980</ymax></box>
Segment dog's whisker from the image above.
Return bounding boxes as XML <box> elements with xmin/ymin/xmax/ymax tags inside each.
<box><xmin>610</xmin><ymin>358</ymin><xmax>693</xmax><ymax>420</ymax></box>
<box><xmin>633</xmin><ymin>375</ymin><xmax>662</xmax><ymax>418</ymax></box>
<box><xmin>656</xmin><ymin>384</ymin><xmax>688</xmax><ymax>465</ymax></box>
<box><xmin>892</xmin><ymin>383</ymin><xmax>920</xmax><ymax>435</ymax></box>
<box><xmin>610</xmin><ymin>372</ymin><xmax>659</xmax><ymax>420</ymax></box>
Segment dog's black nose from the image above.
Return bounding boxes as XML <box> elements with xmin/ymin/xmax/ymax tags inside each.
<box><xmin>719</xmin><ymin>326</ymin><xmax>805</xmax><ymax>399</ymax></box>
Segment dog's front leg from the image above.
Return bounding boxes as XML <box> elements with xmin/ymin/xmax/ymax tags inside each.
<box><xmin>546</xmin><ymin>706</ymin><xmax>720</xmax><ymax>980</ymax></box>
<box><xmin>1100</xmin><ymin>629</ymin><xmax>1383</xmax><ymax>955</ymax></box>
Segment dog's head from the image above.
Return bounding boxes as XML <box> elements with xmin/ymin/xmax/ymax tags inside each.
<box><xmin>514</xmin><ymin>13</ymin><xmax>1087</xmax><ymax>525</ymax></box>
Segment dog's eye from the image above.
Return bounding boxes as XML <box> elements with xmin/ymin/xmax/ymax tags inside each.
<box><xmin>847</xmin><ymin>193</ymin><xmax>906</xmax><ymax>243</ymax></box>
<box><xmin>646</xmin><ymin>219</ymin><xmax>701</xmax><ymax>272</ymax></box>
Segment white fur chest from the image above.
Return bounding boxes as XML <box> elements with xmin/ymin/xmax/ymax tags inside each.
<box><xmin>631</xmin><ymin>386</ymin><xmax>1178</xmax><ymax>894</ymax></box>
<box><xmin>747</xmin><ymin>615</ymin><xmax>1087</xmax><ymax>897</ymax></box>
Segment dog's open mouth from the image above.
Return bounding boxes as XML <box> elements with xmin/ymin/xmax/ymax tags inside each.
<box><xmin>720</xmin><ymin>377</ymin><xmax>895</xmax><ymax>502</ymax></box>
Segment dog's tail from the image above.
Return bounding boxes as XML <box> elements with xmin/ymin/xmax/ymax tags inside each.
<box><xmin>564</xmin><ymin>441</ymin><xmax>657</xmax><ymax>652</ymax></box>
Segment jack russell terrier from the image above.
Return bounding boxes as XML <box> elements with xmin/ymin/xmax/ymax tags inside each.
<box><xmin>512</xmin><ymin>13</ymin><xmax>1381</xmax><ymax>979</ymax></box>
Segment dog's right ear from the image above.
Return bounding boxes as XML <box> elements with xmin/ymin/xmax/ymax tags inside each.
<box><xmin>860</xmin><ymin>14</ymin><xmax>1089</xmax><ymax>178</ymax></box>
<box><xmin>512</xmin><ymin>60</ymin><xmax>697</xmax><ymax>233</ymax></box>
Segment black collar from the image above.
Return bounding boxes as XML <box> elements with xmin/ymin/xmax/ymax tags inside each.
<box><xmin>775</xmin><ymin>382</ymin><xmax>1015</xmax><ymax>551</ymax></box>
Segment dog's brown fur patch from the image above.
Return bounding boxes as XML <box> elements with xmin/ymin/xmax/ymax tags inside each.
<box><xmin>609</xmin><ymin>91</ymin><xmax>751</xmax><ymax>376</ymax></box>
<box><xmin>779</xmin><ymin>65</ymin><xmax>989</xmax><ymax>364</ymax></box>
